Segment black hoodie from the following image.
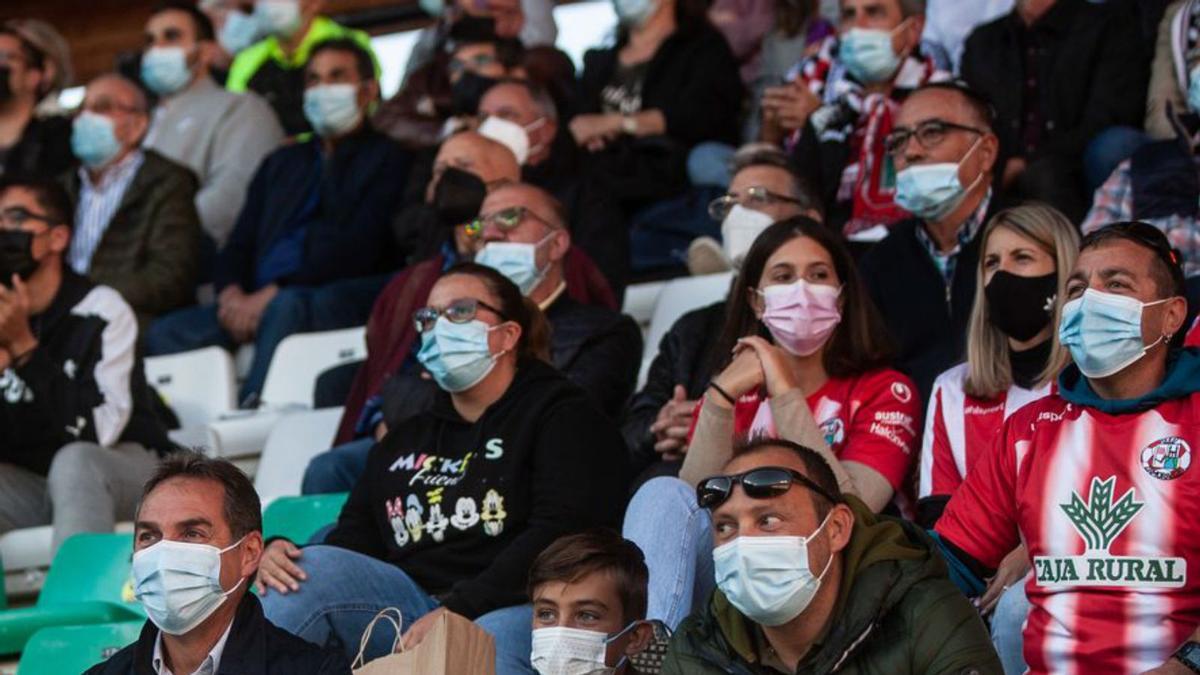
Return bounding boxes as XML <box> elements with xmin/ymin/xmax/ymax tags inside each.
<box><xmin>325</xmin><ymin>358</ymin><xmax>629</xmax><ymax>618</ymax></box>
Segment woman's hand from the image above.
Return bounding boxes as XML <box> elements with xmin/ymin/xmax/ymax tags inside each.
<box><xmin>649</xmin><ymin>385</ymin><xmax>697</xmax><ymax>459</ymax></box>
<box><xmin>712</xmin><ymin>347</ymin><xmax>764</xmax><ymax>404</ymax></box>
<box><xmin>978</xmin><ymin>545</ymin><xmax>1030</xmax><ymax>615</ymax></box>
<box><xmin>256</xmin><ymin>539</ymin><xmax>307</xmax><ymax>595</ymax></box>
<box><xmin>762</xmin><ymin>84</ymin><xmax>821</xmax><ymax>133</ymax></box>
<box><xmin>569</xmin><ymin>114</ymin><xmax>622</xmax><ymax>150</ymax></box>
<box><xmin>736</xmin><ymin>336</ymin><xmax>800</xmax><ymax>398</ymax></box>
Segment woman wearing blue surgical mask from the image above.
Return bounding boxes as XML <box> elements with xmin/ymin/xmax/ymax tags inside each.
<box><xmin>257</xmin><ymin>264</ymin><xmax>630</xmax><ymax>675</ymax></box>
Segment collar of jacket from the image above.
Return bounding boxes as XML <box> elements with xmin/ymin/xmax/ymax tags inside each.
<box><xmin>130</xmin><ymin>591</ymin><xmax>269</xmax><ymax>675</ymax></box>
<box><xmin>1058</xmin><ymin>347</ymin><xmax>1200</xmax><ymax>415</ymax></box>
<box><xmin>709</xmin><ymin>495</ymin><xmax>939</xmax><ymax>672</ymax></box>
<box><xmin>1006</xmin><ymin>0</ymin><xmax>1083</xmax><ymax>37</ymax></box>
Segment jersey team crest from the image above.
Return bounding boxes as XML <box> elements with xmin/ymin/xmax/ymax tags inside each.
<box><xmin>1141</xmin><ymin>436</ymin><xmax>1192</xmax><ymax>481</ymax></box>
<box><xmin>1033</xmin><ymin>476</ymin><xmax>1186</xmax><ymax>588</ymax></box>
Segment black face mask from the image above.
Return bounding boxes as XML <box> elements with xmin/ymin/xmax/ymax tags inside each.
<box><xmin>0</xmin><ymin>230</ymin><xmax>39</xmax><ymax>287</ymax></box>
<box><xmin>433</xmin><ymin>167</ymin><xmax>487</xmax><ymax>229</ymax></box>
<box><xmin>0</xmin><ymin>66</ymin><xmax>13</xmax><ymax>104</ymax></box>
<box><xmin>451</xmin><ymin>71</ymin><xmax>500</xmax><ymax>116</ymax></box>
<box><xmin>985</xmin><ymin>270</ymin><xmax>1058</xmax><ymax>342</ymax></box>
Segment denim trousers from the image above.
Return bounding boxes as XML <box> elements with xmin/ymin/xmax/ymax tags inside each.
<box><xmin>622</xmin><ymin>477</ymin><xmax>715</xmax><ymax>629</ymax></box>
<box><xmin>302</xmin><ymin>437</ymin><xmax>374</xmax><ymax>495</ymax></box>
<box><xmin>991</xmin><ymin>579</ymin><xmax>1030</xmax><ymax>675</ymax></box>
<box><xmin>259</xmin><ymin>545</ymin><xmax>534</xmax><ymax>674</ymax></box>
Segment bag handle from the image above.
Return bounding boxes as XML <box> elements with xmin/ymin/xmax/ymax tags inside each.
<box><xmin>352</xmin><ymin>607</ymin><xmax>406</xmax><ymax>669</ymax></box>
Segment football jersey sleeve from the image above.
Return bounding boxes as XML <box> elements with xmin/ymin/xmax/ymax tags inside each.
<box><xmin>934</xmin><ymin>410</ymin><xmax>1023</xmax><ymax>569</ymax></box>
<box><xmin>840</xmin><ymin>371</ymin><xmax>922</xmax><ymax>492</ymax></box>
<box><xmin>920</xmin><ymin>383</ymin><xmax>963</xmax><ymax>499</ymax></box>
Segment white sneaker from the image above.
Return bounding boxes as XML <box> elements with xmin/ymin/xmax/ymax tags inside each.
<box><xmin>687</xmin><ymin>237</ymin><xmax>732</xmax><ymax>276</ymax></box>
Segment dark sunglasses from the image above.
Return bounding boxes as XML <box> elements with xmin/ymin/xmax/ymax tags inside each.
<box><xmin>413</xmin><ymin>298</ymin><xmax>507</xmax><ymax>333</ymax></box>
<box><xmin>696</xmin><ymin>466</ymin><xmax>840</xmax><ymax>510</ymax></box>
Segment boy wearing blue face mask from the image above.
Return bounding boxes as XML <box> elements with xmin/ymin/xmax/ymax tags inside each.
<box><xmin>87</xmin><ymin>453</ymin><xmax>349</xmax><ymax>675</ymax></box>
<box><xmin>662</xmin><ymin>437</ymin><xmax>1000</xmax><ymax>674</ymax></box>
<box><xmin>933</xmin><ymin>222</ymin><xmax>1200</xmax><ymax>675</ymax></box>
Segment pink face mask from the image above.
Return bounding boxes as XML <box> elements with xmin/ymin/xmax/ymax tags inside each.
<box><xmin>758</xmin><ymin>280</ymin><xmax>842</xmax><ymax>356</ymax></box>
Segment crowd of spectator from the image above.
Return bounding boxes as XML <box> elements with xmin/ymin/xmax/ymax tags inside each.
<box><xmin>3</xmin><ymin>0</ymin><xmax>1200</xmax><ymax>673</ymax></box>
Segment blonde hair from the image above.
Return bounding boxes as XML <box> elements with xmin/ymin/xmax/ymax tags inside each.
<box><xmin>963</xmin><ymin>204</ymin><xmax>1080</xmax><ymax>399</ymax></box>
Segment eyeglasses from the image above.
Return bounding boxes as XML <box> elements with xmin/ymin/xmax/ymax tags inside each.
<box><xmin>883</xmin><ymin>119</ymin><xmax>984</xmax><ymax>158</ymax></box>
<box><xmin>708</xmin><ymin>187</ymin><xmax>802</xmax><ymax>221</ymax></box>
<box><xmin>413</xmin><ymin>298</ymin><xmax>508</xmax><ymax>333</ymax></box>
<box><xmin>0</xmin><ymin>207</ymin><xmax>57</xmax><ymax>230</ymax></box>
<box><xmin>696</xmin><ymin>466</ymin><xmax>840</xmax><ymax>510</ymax></box>
<box><xmin>465</xmin><ymin>206</ymin><xmax>555</xmax><ymax>240</ymax></box>
<box><xmin>448</xmin><ymin>53</ymin><xmax>498</xmax><ymax>77</ymax></box>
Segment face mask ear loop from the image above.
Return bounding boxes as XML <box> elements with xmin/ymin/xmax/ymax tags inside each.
<box><xmin>956</xmin><ymin>135</ymin><xmax>987</xmax><ymax>195</ymax></box>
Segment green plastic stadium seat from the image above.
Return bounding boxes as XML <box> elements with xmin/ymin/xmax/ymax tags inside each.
<box><xmin>17</xmin><ymin>620</ymin><xmax>143</xmax><ymax>674</ymax></box>
<box><xmin>263</xmin><ymin>493</ymin><xmax>349</xmax><ymax>544</ymax></box>
<box><xmin>0</xmin><ymin>534</ymin><xmax>144</xmax><ymax>656</ymax></box>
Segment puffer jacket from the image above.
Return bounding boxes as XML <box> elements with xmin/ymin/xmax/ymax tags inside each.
<box><xmin>661</xmin><ymin>497</ymin><xmax>1002</xmax><ymax>675</ymax></box>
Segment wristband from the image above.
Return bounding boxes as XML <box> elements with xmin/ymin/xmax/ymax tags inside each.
<box><xmin>621</xmin><ymin>114</ymin><xmax>637</xmax><ymax>135</ymax></box>
<box><xmin>708</xmin><ymin>381</ymin><xmax>737</xmax><ymax>406</ymax></box>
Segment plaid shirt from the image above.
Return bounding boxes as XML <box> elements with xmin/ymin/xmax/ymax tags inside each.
<box><xmin>1083</xmin><ymin>158</ymin><xmax>1200</xmax><ymax>276</ymax></box>
<box><xmin>914</xmin><ymin>191</ymin><xmax>992</xmax><ymax>290</ymax></box>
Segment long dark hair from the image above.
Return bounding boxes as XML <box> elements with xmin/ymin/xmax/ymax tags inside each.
<box><xmin>441</xmin><ymin>262</ymin><xmax>551</xmax><ymax>362</ymax></box>
<box><xmin>711</xmin><ymin>217</ymin><xmax>894</xmax><ymax>378</ymax></box>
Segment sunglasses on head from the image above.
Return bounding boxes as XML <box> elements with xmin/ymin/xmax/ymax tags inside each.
<box><xmin>696</xmin><ymin>466</ymin><xmax>840</xmax><ymax>510</ymax></box>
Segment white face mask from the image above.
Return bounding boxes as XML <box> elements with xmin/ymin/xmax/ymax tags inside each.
<box><xmin>530</xmin><ymin>623</ymin><xmax>640</xmax><ymax>675</ymax></box>
<box><xmin>712</xmin><ymin>514</ymin><xmax>834</xmax><ymax>626</ymax></box>
<box><xmin>720</xmin><ymin>204</ymin><xmax>775</xmax><ymax>268</ymax></box>
<box><xmin>478</xmin><ymin>115</ymin><xmax>546</xmax><ymax>165</ymax></box>
<box><xmin>132</xmin><ymin>536</ymin><xmax>247</xmax><ymax>635</ymax></box>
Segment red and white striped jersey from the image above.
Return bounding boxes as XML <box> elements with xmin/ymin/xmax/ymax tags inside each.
<box><xmin>1186</xmin><ymin>315</ymin><xmax>1200</xmax><ymax>348</ymax></box>
<box><xmin>936</xmin><ymin>392</ymin><xmax>1200</xmax><ymax>674</ymax></box>
<box><xmin>918</xmin><ymin>363</ymin><xmax>1052</xmax><ymax>499</ymax></box>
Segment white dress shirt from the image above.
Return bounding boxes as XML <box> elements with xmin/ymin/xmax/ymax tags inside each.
<box><xmin>151</xmin><ymin>621</ymin><xmax>233</xmax><ymax>675</ymax></box>
<box><xmin>68</xmin><ymin>150</ymin><xmax>145</xmax><ymax>274</ymax></box>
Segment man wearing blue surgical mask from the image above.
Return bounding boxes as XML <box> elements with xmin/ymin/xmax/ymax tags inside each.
<box><xmin>142</xmin><ymin>1</ymin><xmax>284</xmax><ymax>257</ymax></box>
<box><xmin>87</xmin><ymin>453</ymin><xmax>349</xmax><ymax>674</ymax></box>
<box><xmin>858</xmin><ymin>81</ymin><xmax>1000</xmax><ymax>403</ymax></box>
<box><xmin>147</xmin><ymin>40</ymin><xmax>410</xmax><ymax>407</ymax></box>
<box><xmin>932</xmin><ymin>223</ymin><xmax>1200</xmax><ymax>675</ymax></box>
<box><xmin>662</xmin><ymin>437</ymin><xmax>1000</xmax><ymax>673</ymax></box>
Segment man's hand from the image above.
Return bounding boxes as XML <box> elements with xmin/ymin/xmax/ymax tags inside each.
<box><xmin>1002</xmin><ymin>157</ymin><xmax>1027</xmax><ymax>190</ymax></box>
<box><xmin>762</xmin><ymin>84</ymin><xmax>821</xmax><ymax>133</ymax></box>
<box><xmin>217</xmin><ymin>286</ymin><xmax>249</xmax><ymax>340</ymax></box>
<box><xmin>570</xmin><ymin>114</ymin><xmax>622</xmax><ymax>151</ymax></box>
<box><xmin>649</xmin><ymin>385</ymin><xmax>697</xmax><ymax>460</ymax></box>
<box><xmin>978</xmin><ymin>545</ymin><xmax>1030</xmax><ymax>615</ymax></box>
<box><xmin>402</xmin><ymin>607</ymin><xmax>449</xmax><ymax>650</ymax></box>
<box><xmin>0</xmin><ymin>275</ymin><xmax>37</xmax><ymax>356</ymax></box>
<box><xmin>240</xmin><ymin>284</ymin><xmax>279</xmax><ymax>334</ymax></box>
<box><xmin>256</xmin><ymin>539</ymin><xmax>307</xmax><ymax>595</ymax></box>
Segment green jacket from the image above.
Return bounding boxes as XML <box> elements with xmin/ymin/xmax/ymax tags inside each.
<box><xmin>63</xmin><ymin>150</ymin><xmax>201</xmax><ymax>325</ymax></box>
<box><xmin>225</xmin><ymin>16</ymin><xmax>379</xmax><ymax>93</ymax></box>
<box><xmin>662</xmin><ymin>498</ymin><xmax>1002</xmax><ymax>675</ymax></box>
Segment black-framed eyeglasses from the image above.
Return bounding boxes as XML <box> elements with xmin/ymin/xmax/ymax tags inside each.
<box><xmin>0</xmin><ymin>207</ymin><xmax>57</xmax><ymax>230</ymax></box>
<box><xmin>697</xmin><ymin>466</ymin><xmax>841</xmax><ymax>510</ymax></box>
<box><xmin>884</xmin><ymin>119</ymin><xmax>984</xmax><ymax>158</ymax></box>
<box><xmin>465</xmin><ymin>205</ymin><xmax>555</xmax><ymax>240</ymax></box>
<box><xmin>413</xmin><ymin>298</ymin><xmax>508</xmax><ymax>333</ymax></box>
<box><xmin>708</xmin><ymin>187</ymin><xmax>802</xmax><ymax>221</ymax></box>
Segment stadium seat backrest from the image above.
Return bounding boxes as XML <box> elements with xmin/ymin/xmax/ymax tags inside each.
<box><xmin>262</xmin><ymin>493</ymin><xmax>350</xmax><ymax>544</ymax></box>
<box><xmin>37</xmin><ymin>534</ymin><xmax>136</xmax><ymax>608</ymax></box>
<box><xmin>638</xmin><ymin>272</ymin><xmax>734</xmax><ymax>388</ymax></box>
<box><xmin>144</xmin><ymin>346</ymin><xmax>237</xmax><ymax>429</ymax></box>
<box><xmin>17</xmin><ymin>621</ymin><xmax>144</xmax><ymax>674</ymax></box>
<box><xmin>254</xmin><ymin>407</ymin><xmax>345</xmax><ymax>504</ymax></box>
<box><xmin>259</xmin><ymin>327</ymin><xmax>367</xmax><ymax>409</ymax></box>
<box><xmin>622</xmin><ymin>280</ymin><xmax>667</xmax><ymax>330</ymax></box>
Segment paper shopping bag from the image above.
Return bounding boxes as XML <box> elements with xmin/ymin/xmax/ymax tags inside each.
<box><xmin>352</xmin><ymin>608</ymin><xmax>497</xmax><ymax>675</ymax></box>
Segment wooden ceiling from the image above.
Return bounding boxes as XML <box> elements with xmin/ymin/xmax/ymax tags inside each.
<box><xmin>0</xmin><ymin>0</ymin><xmax>426</xmax><ymax>85</ymax></box>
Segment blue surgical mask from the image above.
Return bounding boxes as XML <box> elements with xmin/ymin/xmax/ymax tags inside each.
<box><xmin>419</xmin><ymin>0</ymin><xmax>445</xmax><ymax>17</ymax></box>
<box><xmin>838</xmin><ymin>23</ymin><xmax>905</xmax><ymax>84</ymax></box>
<box><xmin>1058</xmin><ymin>289</ymin><xmax>1170</xmax><ymax>379</ymax></box>
<box><xmin>219</xmin><ymin>10</ymin><xmax>261</xmax><ymax>55</ymax></box>
<box><xmin>255</xmin><ymin>0</ymin><xmax>302</xmax><ymax>38</ymax></box>
<box><xmin>141</xmin><ymin>47</ymin><xmax>194</xmax><ymax>96</ymax></box>
<box><xmin>71</xmin><ymin>112</ymin><xmax>123</xmax><ymax>169</ymax></box>
<box><xmin>713</xmin><ymin>514</ymin><xmax>833</xmax><ymax>626</ymax></box>
<box><xmin>303</xmin><ymin>83</ymin><xmax>363</xmax><ymax>138</ymax></box>
<box><xmin>1188</xmin><ymin>66</ymin><xmax>1200</xmax><ymax>115</ymax></box>
<box><xmin>132</xmin><ymin>536</ymin><xmax>246</xmax><ymax>636</ymax></box>
<box><xmin>417</xmin><ymin>317</ymin><xmax>502</xmax><ymax>392</ymax></box>
<box><xmin>894</xmin><ymin>137</ymin><xmax>984</xmax><ymax>221</ymax></box>
<box><xmin>474</xmin><ymin>235</ymin><xmax>554</xmax><ymax>296</ymax></box>
<box><xmin>613</xmin><ymin>0</ymin><xmax>657</xmax><ymax>27</ymax></box>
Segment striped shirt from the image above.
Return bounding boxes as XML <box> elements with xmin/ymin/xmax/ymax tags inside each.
<box><xmin>68</xmin><ymin>150</ymin><xmax>144</xmax><ymax>274</ymax></box>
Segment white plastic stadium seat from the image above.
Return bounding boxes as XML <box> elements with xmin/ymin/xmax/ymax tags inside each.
<box><xmin>255</xmin><ymin>407</ymin><xmax>345</xmax><ymax>506</ymax></box>
<box><xmin>259</xmin><ymin>327</ymin><xmax>367</xmax><ymax>409</ymax></box>
<box><xmin>638</xmin><ymin>272</ymin><xmax>734</xmax><ymax>389</ymax></box>
<box><xmin>144</xmin><ymin>347</ymin><xmax>237</xmax><ymax>429</ymax></box>
<box><xmin>622</xmin><ymin>280</ymin><xmax>667</xmax><ymax>331</ymax></box>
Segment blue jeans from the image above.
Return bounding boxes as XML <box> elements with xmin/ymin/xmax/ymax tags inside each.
<box><xmin>1083</xmin><ymin>125</ymin><xmax>1149</xmax><ymax>194</ymax></box>
<box><xmin>622</xmin><ymin>477</ymin><xmax>714</xmax><ymax>629</ymax></box>
<box><xmin>991</xmin><ymin>580</ymin><xmax>1030</xmax><ymax>675</ymax></box>
<box><xmin>629</xmin><ymin>187</ymin><xmax>725</xmax><ymax>274</ymax></box>
<box><xmin>687</xmin><ymin>142</ymin><xmax>736</xmax><ymax>188</ymax></box>
<box><xmin>302</xmin><ymin>437</ymin><xmax>373</xmax><ymax>495</ymax></box>
<box><xmin>146</xmin><ymin>275</ymin><xmax>388</xmax><ymax>404</ymax></box>
<box><xmin>260</xmin><ymin>545</ymin><xmax>534</xmax><ymax>674</ymax></box>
